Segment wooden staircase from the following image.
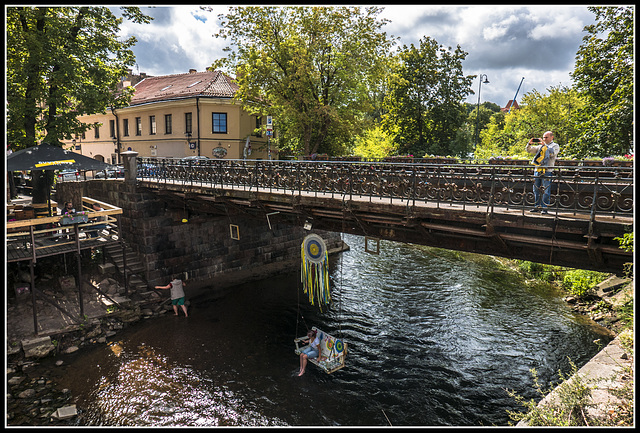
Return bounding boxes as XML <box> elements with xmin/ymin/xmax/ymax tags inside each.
<box><xmin>102</xmin><ymin>242</ymin><xmax>148</xmax><ymax>294</ymax></box>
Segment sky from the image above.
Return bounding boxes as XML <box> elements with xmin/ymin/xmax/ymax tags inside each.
<box><xmin>114</xmin><ymin>4</ymin><xmax>599</xmax><ymax>107</ymax></box>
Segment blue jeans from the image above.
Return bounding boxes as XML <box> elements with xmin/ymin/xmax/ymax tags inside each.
<box><xmin>533</xmin><ymin>172</ymin><xmax>553</xmax><ymax>209</ymax></box>
<box><xmin>301</xmin><ymin>346</ymin><xmax>319</xmax><ymax>359</ymax></box>
<box><xmin>89</xmin><ymin>224</ymin><xmax>107</xmax><ymax>238</ymax></box>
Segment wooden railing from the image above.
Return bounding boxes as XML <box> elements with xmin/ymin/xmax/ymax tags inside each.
<box><xmin>6</xmin><ymin>197</ymin><xmax>123</xmax><ymax>262</ymax></box>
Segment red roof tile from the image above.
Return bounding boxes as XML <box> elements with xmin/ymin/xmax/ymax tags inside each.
<box><xmin>130</xmin><ymin>70</ymin><xmax>238</xmax><ymax>106</ymax></box>
<box><xmin>501</xmin><ymin>99</ymin><xmax>520</xmax><ymax>112</ymax></box>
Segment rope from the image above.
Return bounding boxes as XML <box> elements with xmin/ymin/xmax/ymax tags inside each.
<box><xmin>338</xmin><ymin>206</ymin><xmax>346</xmax><ymax>340</ymax></box>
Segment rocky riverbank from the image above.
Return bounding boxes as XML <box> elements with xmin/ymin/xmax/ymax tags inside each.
<box><xmin>6</xmin><ymin>291</ymin><xmax>176</xmax><ymax>426</ymax></box>
<box><xmin>563</xmin><ymin>274</ymin><xmax>633</xmax><ymax>336</ymax></box>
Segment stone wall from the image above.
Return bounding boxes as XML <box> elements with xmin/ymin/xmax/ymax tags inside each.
<box><xmin>56</xmin><ymin>180</ymin><xmax>343</xmax><ymax>291</ymax></box>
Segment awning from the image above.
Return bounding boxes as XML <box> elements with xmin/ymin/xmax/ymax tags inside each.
<box><xmin>6</xmin><ymin>143</ymin><xmax>114</xmax><ymax>172</ymax></box>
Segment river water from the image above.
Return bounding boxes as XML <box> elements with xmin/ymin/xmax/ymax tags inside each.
<box><xmin>51</xmin><ymin>233</ymin><xmax>612</xmax><ymax>426</ymax></box>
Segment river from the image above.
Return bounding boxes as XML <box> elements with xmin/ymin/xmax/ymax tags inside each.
<box><xmin>50</xmin><ymin>233</ymin><xmax>612</xmax><ymax>426</ymax></box>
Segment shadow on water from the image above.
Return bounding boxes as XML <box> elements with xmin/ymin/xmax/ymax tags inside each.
<box><xmin>53</xmin><ymin>234</ymin><xmax>612</xmax><ymax>426</ymax></box>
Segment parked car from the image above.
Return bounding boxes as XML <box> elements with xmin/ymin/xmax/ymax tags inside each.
<box><xmin>56</xmin><ymin>169</ymin><xmax>80</xmax><ymax>182</ymax></box>
<box><xmin>95</xmin><ymin>166</ymin><xmax>125</xmax><ymax>179</ymax></box>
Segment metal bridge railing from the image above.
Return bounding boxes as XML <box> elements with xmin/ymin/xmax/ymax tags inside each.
<box><xmin>136</xmin><ymin>158</ymin><xmax>633</xmax><ymax>219</ymax></box>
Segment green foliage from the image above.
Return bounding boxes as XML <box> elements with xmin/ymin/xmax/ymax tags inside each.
<box><xmin>569</xmin><ymin>6</ymin><xmax>634</xmax><ymax>158</ymax></box>
<box><xmin>211</xmin><ymin>6</ymin><xmax>394</xmax><ymax>156</ymax></box>
<box><xmin>561</xmin><ymin>269</ymin><xmax>608</xmax><ymax>297</ymax></box>
<box><xmin>507</xmin><ymin>360</ymin><xmax>595</xmax><ymax>426</ymax></box>
<box><xmin>352</xmin><ymin>124</ymin><xmax>397</xmax><ymax>158</ymax></box>
<box><xmin>617</xmin><ymin>298</ymin><xmax>634</xmax><ymax>328</ymax></box>
<box><xmin>6</xmin><ymin>6</ymin><xmax>151</xmax><ymax>150</ymax></box>
<box><xmin>517</xmin><ymin>261</ymin><xmax>562</xmax><ymax>283</ymax></box>
<box><xmin>613</xmin><ymin>232</ymin><xmax>633</xmax><ymax>278</ymax></box>
<box><xmin>6</xmin><ymin>6</ymin><xmax>152</xmax><ymax>204</ymax></box>
<box><xmin>381</xmin><ymin>36</ymin><xmax>473</xmax><ymax>157</ymax></box>
<box><xmin>614</xmin><ymin>232</ymin><xmax>633</xmax><ymax>252</ymax></box>
<box><xmin>475</xmin><ymin>85</ymin><xmax>584</xmax><ymax>160</ymax></box>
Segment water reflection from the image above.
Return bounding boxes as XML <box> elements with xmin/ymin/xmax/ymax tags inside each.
<box><xmin>57</xmin><ymin>234</ymin><xmax>611</xmax><ymax>426</ymax></box>
<box><xmin>85</xmin><ymin>342</ymin><xmax>286</xmax><ymax>426</ymax></box>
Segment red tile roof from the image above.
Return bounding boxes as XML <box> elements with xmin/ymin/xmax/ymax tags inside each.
<box><xmin>129</xmin><ymin>70</ymin><xmax>238</xmax><ymax>106</ymax></box>
<box><xmin>501</xmin><ymin>99</ymin><xmax>520</xmax><ymax>112</ymax></box>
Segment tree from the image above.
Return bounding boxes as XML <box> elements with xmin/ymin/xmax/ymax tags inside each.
<box><xmin>352</xmin><ymin>124</ymin><xmax>397</xmax><ymax>159</ymax></box>
<box><xmin>569</xmin><ymin>6</ymin><xmax>633</xmax><ymax>157</ymax></box>
<box><xmin>381</xmin><ymin>37</ymin><xmax>473</xmax><ymax>157</ymax></box>
<box><xmin>466</xmin><ymin>102</ymin><xmax>501</xmax><ymax>154</ymax></box>
<box><xmin>6</xmin><ymin>6</ymin><xmax>151</xmax><ymax>202</ymax></box>
<box><xmin>475</xmin><ymin>86</ymin><xmax>584</xmax><ymax>160</ymax></box>
<box><xmin>209</xmin><ymin>6</ymin><xmax>394</xmax><ymax>156</ymax></box>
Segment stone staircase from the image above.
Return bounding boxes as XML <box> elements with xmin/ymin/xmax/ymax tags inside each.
<box><xmin>102</xmin><ymin>242</ymin><xmax>149</xmax><ymax>295</ymax></box>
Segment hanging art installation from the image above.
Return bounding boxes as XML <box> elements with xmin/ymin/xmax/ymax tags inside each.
<box><xmin>301</xmin><ymin>234</ymin><xmax>331</xmax><ymax>311</ymax></box>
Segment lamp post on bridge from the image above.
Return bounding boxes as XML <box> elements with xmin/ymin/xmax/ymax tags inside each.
<box><xmin>474</xmin><ymin>74</ymin><xmax>490</xmax><ymax>151</ymax></box>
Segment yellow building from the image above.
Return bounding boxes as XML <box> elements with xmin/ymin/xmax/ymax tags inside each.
<box><xmin>66</xmin><ymin>69</ymin><xmax>274</xmax><ymax>164</ymax></box>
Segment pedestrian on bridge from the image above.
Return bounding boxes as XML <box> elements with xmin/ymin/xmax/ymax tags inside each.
<box><xmin>526</xmin><ymin>131</ymin><xmax>559</xmax><ymax>214</ymax></box>
<box><xmin>155</xmin><ymin>275</ymin><xmax>188</xmax><ymax>317</ymax></box>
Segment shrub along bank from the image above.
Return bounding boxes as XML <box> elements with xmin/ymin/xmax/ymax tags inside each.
<box><xmin>508</xmin><ymin>257</ymin><xmax>634</xmax><ymax>427</ymax></box>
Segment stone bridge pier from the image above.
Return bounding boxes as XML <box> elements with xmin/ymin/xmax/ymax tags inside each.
<box><xmin>56</xmin><ymin>179</ymin><xmax>344</xmax><ymax>292</ymax></box>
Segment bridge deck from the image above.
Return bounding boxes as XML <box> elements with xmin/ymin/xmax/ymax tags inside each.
<box><xmin>137</xmin><ymin>176</ymin><xmax>633</xmax><ymax>274</ymax></box>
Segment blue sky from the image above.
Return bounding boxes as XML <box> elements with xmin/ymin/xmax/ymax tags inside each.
<box><xmin>114</xmin><ymin>5</ymin><xmax>598</xmax><ymax>107</ymax></box>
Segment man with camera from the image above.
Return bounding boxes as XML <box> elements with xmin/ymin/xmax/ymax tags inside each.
<box><xmin>526</xmin><ymin>131</ymin><xmax>559</xmax><ymax>214</ymax></box>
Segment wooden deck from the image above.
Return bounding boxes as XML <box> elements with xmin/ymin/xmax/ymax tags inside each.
<box><xmin>6</xmin><ymin>197</ymin><xmax>123</xmax><ymax>263</ymax></box>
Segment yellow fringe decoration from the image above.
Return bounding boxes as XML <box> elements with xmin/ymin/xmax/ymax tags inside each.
<box><xmin>301</xmin><ymin>243</ymin><xmax>331</xmax><ymax>312</ymax></box>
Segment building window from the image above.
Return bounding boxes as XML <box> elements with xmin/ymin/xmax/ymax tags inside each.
<box><xmin>165</xmin><ymin>114</ymin><xmax>172</xmax><ymax>134</ymax></box>
<box><xmin>185</xmin><ymin>112</ymin><xmax>193</xmax><ymax>134</ymax></box>
<box><xmin>212</xmin><ymin>112</ymin><xmax>227</xmax><ymax>134</ymax></box>
<box><xmin>110</xmin><ymin>120</ymin><xmax>115</xmax><ymax>138</ymax></box>
<box><xmin>254</xmin><ymin>116</ymin><xmax>262</xmax><ymax>137</ymax></box>
<box><xmin>123</xmin><ymin>119</ymin><xmax>129</xmax><ymax>137</ymax></box>
<box><xmin>149</xmin><ymin>115</ymin><xmax>156</xmax><ymax>135</ymax></box>
<box><xmin>135</xmin><ymin>117</ymin><xmax>142</xmax><ymax>136</ymax></box>
<box><xmin>94</xmin><ymin>125</ymin><xmax>100</xmax><ymax>139</ymax></box>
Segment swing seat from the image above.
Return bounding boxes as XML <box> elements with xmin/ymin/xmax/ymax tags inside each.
<box><xmin>294</xmin><ymin>326</ymin><xmax>347</xmax><ymax>374</ymax></box>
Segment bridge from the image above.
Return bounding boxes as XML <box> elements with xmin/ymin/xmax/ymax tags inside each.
<box><xmin>133</xmin><ymin>157</ymin><xmax>633</xmax><ymax>275</ymax></box>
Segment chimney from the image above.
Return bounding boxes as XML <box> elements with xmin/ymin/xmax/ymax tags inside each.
<box><xmin>189</xmin><ymin>69</ymin><xmax>197</xmax><ymax>74</ymax></box>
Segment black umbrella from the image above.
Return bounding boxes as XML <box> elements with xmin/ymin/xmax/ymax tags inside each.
<box><xmin>6</xmin><ymin>143</ymin><xmax>114</xmax><ymax>172</ymax></box>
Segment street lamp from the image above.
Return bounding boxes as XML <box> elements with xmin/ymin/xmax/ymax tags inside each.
<box><xmin>474</xmin><ymin>74</ymin><xmax>490</xmax><ymax>150</ymax></box>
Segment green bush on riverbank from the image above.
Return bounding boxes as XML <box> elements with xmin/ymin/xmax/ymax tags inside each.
<box><xmin>561</xmin><ymin>270</ymin><xmax>609</xmax><ymax>297</ymax></box>
<box><xmin>515</xmin><ymin>260</ymin><xmax>609</xmax><ymax>298</ymax></box>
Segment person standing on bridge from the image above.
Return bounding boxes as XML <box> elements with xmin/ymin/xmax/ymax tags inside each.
<box><xmin>526</xmin><ymin>131</ymin><xmax>559</xmax><ymax>214</ymax></box>
<box><xmin>155</xmin><ymin>274</ymin><xmax>188</xmax><ymax>317</ymax></box>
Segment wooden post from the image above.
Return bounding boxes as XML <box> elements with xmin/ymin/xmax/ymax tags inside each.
<box><xmin>30</xmin><ymin>259</ymin><xmax>38</xmax><ymax>335</ymax></box>
<box><xmin>76</xmin><ymin>252</ymin><xmax>84</xmax><ymax>318</ymax></box>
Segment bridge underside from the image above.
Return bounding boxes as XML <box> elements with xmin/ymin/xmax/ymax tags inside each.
<box><xmin>142</xmin><ymin>182</ymin><xmax>633</xmax><ymax>275</ymax></box>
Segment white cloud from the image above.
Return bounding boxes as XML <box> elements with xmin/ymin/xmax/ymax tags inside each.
<box><xmin>117</xmin><ymin>6</ymin><xmax>229</xmax><ymax>76</ymax></box>
<box><xmin>117</xmin><ymin>5</ymin><xmax>596</xmax><ymax>106</ymax></box>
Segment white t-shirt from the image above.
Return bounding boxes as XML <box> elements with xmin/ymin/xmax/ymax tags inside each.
<box><xmin>310</xmin><ymin>335</ymin><xmax>320</xmax><ymax>351</ymax></box>
<box><xmin>169</xmin><ymin>279</ymin><xmax>185</xmax><ymax>300</ymax></box>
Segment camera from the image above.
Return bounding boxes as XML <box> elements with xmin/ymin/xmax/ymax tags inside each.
<box><xmin>531</xmin><ymin>138</ymin><xmax>541</xmax><ymax>142</ymax></box>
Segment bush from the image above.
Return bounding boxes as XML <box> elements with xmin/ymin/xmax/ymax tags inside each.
<box><xmin>517</xmin><ymin>260</ymin><xmax>562</xmax><ymax>282</ymax></box>
<box><xmin>507</xmin><ymin>360</ymin><xmax>595</xmax><ymax>426</ymax></box>
<box><xmin>561</xmin><ymin>269</ymin><xmax>608</xmax><ymax>297</ymax></box>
